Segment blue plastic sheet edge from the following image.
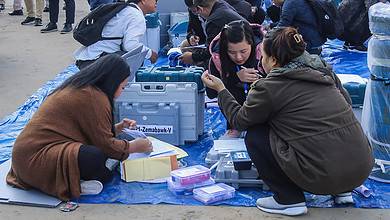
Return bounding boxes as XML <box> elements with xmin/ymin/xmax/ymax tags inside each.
<box><xmin>1</xmin><ymin>42</ymin><xmax>389</xmax><ymax>208</ymax></box>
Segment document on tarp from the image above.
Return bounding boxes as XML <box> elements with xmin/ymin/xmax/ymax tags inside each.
<box><xmin>119</xmin><ymin>136</ymin><xmax>188</xmax><ymax>182</ymax></box>
<box><xmin>213</xmin><ymin>139</ymin><xmax>246</xmax><ymax>153</ymax></box>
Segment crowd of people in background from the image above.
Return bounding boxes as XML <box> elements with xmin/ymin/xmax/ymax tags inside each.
<box><xmin>0</xmin><ymin>0</ymin><xmax>125</xmax><ymax>33</ymax></box>
<box><xmin>0</xmin><ymin>0</ymin><xmax>383</xmax><ymax>46</ymax></box>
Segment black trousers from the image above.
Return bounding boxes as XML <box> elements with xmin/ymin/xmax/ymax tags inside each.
<box><xmin>49</xmin><ymin>0</ymin><xmax>75</xmax><ymax>24</ymax></box>
<box><xmin>244</xmin><ymin>124</ymin><xmax>306</xmax><ymax>204</ymax></box>
<box><xmin>78</xmin><ymin>145</ymin><xmax>113</xmax><ymax>183</ymax></box>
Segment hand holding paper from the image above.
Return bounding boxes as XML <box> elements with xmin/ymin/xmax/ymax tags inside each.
<box><xmin>129</xmin><ymin>138</ymin><xmax>153</xmax><ymax>154</ymax></box>
<box><xmin>115</xmin><ymin>118</ymin><xmax>137</xmax><ymax>134</ymax></box>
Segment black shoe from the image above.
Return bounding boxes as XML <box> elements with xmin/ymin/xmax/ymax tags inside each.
<box><xmin>21</xmin><ymin>16</ymin><xmax>36</xmax><ymax>25</ymax></box>
<box><xmin>43</xmin><ymin>7</ymin><xmax>49</xmax><ymax>12</ymax></box>
<box><xmin>8</xmin><ymin>9</ymin><xmax>23</xmax><ymax>16</ymax></box>
<box><xmin>60</xmin><ymin>23</ymin><xmax>73</xmax><ymax>34</ymax></box>
<box><xmin>40</xmin><ymin>22</ymin><xmax>58</xmax><ymax>33</ymax></box>
<box><xmin>343</xmin><ymin>42</ymin><xmax>367</xmax><ymax>52</ymax></box>
<box><xmin>350</xmin><ymin>44</ymin><xmax>367</xmax><ymax>52</ymax></box>
<box><xmin>0</xmin><ymin>4</ymin><xmax>5</xmax><ymax>11</ymax></box>
<box><xmin>34</xmin><ymin>18</ymin><xmax>43</xmax><ymax>26</ymax></box>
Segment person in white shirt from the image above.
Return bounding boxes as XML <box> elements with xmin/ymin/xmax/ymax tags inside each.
<box><xmin>74</xmin><ymin>0</ymin><xmax>159</xmax><ymax>70</ymax></box>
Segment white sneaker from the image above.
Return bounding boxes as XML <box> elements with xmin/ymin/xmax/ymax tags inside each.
<box><xmin>334</xmin><ymin>192</ymin><xmax>354</xmax><ymax>204</ymax></box>
<box><xmin>256</xmin><ymin>196</ymin><xmax>307</xmax><ymax>216</ymax></box>
<box><xmin>80</xmin><ymin>180</ymin><xmax>103</xmax><ymax>195</ymax></box>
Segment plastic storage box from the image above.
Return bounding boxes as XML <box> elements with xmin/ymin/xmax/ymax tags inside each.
<box><xmin>114</xmin><ymin>82</ymin><xmax>199</xmax><ymax>145</ymax></box>
<box><xmin>136</xmin><ymin>66</ymin><xmax>205</xmax><ymax>137</ymax></box>
<box><xmin>205</xmin><ymin>146</ymin><xmax>229</xmax><ymax>166</ymax></box>
<box><xmin>167</xmin><ymin>178</ymin><xmax>215</xmax><ymax>196</ymax></box>
<box><xmin>193</xmin><ymin>183</ymin><xmax>235</xmax><ymax>205</ymax></box>
<box><xmin>171</xmin><ymin>165</ymin><xmax>211</xmax><ymax>185</ymax></box>
<box><xmin>205</xmin><ymin>139</ymin><xmax>247</xmax><ymax>166</ymax></box>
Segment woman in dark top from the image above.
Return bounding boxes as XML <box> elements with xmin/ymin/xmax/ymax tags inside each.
<box><xmin>207</xmin><ymin>20</ymin><xmax>264</xmax><ymax>138</ymax></box>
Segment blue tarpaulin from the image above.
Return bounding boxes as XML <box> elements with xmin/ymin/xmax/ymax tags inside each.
<box><xmin>1</xmin><ymin>40</ymin><xmax>389</xmax><ymax>208</ymax></box>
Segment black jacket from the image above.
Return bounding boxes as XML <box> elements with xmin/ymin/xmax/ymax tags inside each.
<box><xmin>192</xmin><ymin>0</ymin><xmax>246</xmax><ymax>63</ymax></box>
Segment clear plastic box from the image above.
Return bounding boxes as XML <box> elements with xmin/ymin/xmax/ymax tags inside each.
<box><xmin>167</xmin><ymin>178</ymin><xmax>215</xmax><ymax>196</ymax></box>
<box><xmin>171</xmin><ymin>165</ymin><xmax>211</xmax><ymax>185</ymax></box>
<box><xmin>193</xmin><ymin>183</ymin><xmax>236</xmax><ymax>205</ymax></box>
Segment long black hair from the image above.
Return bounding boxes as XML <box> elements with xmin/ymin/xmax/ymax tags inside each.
<box><xmin>219</xmin><ymin>20</ymin><xmax>257</xmax><ymax>79</ymax></box>
<box><xmin>53</xmin><ymin>54</ymin><xmax>130</xmax><ymax>133</ymax></box>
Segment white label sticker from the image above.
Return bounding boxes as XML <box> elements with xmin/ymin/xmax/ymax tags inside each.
<box><xmin>175</xmin><ymin>167</ymin><xmax>202</xmax><ymax>177</ymax></box>
<box><xmin>136</xmin><ymin>125</ymin><xmax>173</xmax><ymax>134</ymax></box>
<box><xmin>201</xmin><ymin>185</ymin><xmax>225</xmax><ymax>194</ymax></box>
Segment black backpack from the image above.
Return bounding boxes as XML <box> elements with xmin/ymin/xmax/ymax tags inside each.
<box><xmin>306</xmin><ymin>0</ymin><xmax>344</xmax><ymax>39</ymax></box>
<box><xmin>73</xmin><ymin>2</ymin><xmax>137</xmax><ymax>47</ymax></box>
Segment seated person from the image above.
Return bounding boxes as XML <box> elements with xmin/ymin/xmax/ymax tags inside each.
<box><xmin>206</xmin><ymin>20</ymin><xmax>264</xmax><ymax>138</ymax></box>
<box><xmin>7</xmin><ymin>54</ymin><xmax>153</xmax><ymax>201</ymax></box>
<box><xmin>338</xmin><ymin>0</ymin><xmax>388</xmax><ymax>52</ymax></box>
<box><xmin>179</xmin><ymin>0</ymin><xmax>247</xmax><ymax>67</ymax></box>
<box><xmin>202</xmin><ymin>27</ymin><xmax>374</xmax><ymax>216</ymax></box>
<box><xmin>245</xmin><ymin>0</ymin><xmax>266</xmax><ymax>25</ymax></box>
<box><xmin>273</xmin><ymin>0</ymin><xmax>326</xmax><ymax>55</ymax></box>
<box><xmin>74</xmin><ymin>0</ymin><xmax>158</xmax><ymax>70</ymax></box>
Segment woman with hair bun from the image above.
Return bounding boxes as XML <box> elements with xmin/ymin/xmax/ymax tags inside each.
<box><xmin>202</xmin><ymin>27</ymin><xmax>373</xmax><ymax>216</ymax></box>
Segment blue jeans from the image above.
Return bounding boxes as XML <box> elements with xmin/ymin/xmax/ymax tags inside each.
<box><xmin>88</xmin><ymin>0</ymin><xmax>114</xmax><ymax>11</ymax></box>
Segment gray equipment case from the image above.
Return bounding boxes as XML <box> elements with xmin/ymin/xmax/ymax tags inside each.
<box><xmin>214</xmin><ymin>156</ymin><xmax>267</xmax><ymax>190</ymax></box>
<box><xmin>114</xmin><ymin>82</ymin><xmax>202</xmax><ymax>145</ymax></box>
<box><xmin>118</xmin><ymin>102</ymin><xmax>180</xmax><ymax>145</ymax></box>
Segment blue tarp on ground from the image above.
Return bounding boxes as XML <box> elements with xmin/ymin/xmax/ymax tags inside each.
<box><xmin>1</xmin><ymin>40</ymin><xmax>389</xmax><ymax>208</ymax></box>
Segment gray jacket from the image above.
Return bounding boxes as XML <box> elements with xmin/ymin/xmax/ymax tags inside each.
<box><xmin>218</xmin><ymin>52</ymin><xmax>374</xmax><ymax>194</ymax></box>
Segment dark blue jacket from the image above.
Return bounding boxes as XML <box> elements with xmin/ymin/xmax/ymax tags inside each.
<box><xmin>277</xmin><ymin>0</ymin><xmax>326</xmax><ymax>49</ymax></box>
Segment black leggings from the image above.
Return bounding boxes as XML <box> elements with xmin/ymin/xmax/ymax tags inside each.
<box><xmin>245</xmin><ymin>124</ymin><xmax>306</xmax><ymax>204</ymax></box>
<box><xmin>77</xmin><ymin>145</ymin><xmax>113</xmax><ymax>183</ymax></box>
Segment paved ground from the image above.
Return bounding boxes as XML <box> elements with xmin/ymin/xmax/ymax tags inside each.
<box><xmin>0</xmin><ymin>0</ymin><xmax>389</xmax><ymax>219</ymax></box>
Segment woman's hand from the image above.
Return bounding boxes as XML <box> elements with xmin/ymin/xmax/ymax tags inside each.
<box><xmin>201</xmin><ymin>70</ymin><xmax>226</xmax><ymax>92</ymax></box>
<box><xmin>237</xmin><ymin>67</ymin><xmax>260</xmax><ymax>83</ymax></box>
<box><xmin>189</xmin><ymin>35</ymin><xmax>200</xmax><ymax>46</ymax></box>
<box><xmin>115</xmin><ymin>118</ymin><xmax>137</xmax><ymax>134</ymax></box>
<box><xmin>128</xmin><ymin>138</ymin><xmax>153</xmax><ymax>154</ymax></box>
<box><xmin>178</xmin><ymin>52</ymin><xmax>194</xmax><ymax>64</ymax></box>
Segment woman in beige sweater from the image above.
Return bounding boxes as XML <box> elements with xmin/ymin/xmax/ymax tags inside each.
<box><xmin>7</xmin><ymin>54</ymin><xmax>152</xmax><ymax>201</ymax></box>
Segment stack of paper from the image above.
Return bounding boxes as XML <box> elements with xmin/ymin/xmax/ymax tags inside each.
<box><xmin>120</xmin><ymin>136</ymin><xmax>188</xmax><ymax>182</ymax></box>
<box><xmin>213</xmin><ymin>139</ymin><xmax>246</xmax><ymax>153</ymax></box>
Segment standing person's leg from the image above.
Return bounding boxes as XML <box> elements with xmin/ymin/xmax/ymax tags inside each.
<box><xmin>21</xmin><ymin>0</ymin><xmax>36</xmax><ymax>24</ymax></box>
<box><xmin>60</xmin><ymin>0</ymin><xmax>74</xmax><ymax>33</ymax></box>
<box><xmin>0</xmin><ymin>0</ymin><xmax>4</xmax><ymax>10</ymax></box>
<box><xmin>43</xmin><ymin>0</ymin><xmax>49</xmax><ymax>12</ymax></box>
<box><xmin>245</xmin><ymin>124</ymin><xmax>307</xmax><ymax>216</ymax></box>
<box><xmin>9</xmin><ymin>0</ymin><xmax>24</xmax><ymax>15</ymax></box>
<box><xmin>40</xmin><ymin>0</ymin><xmax>58</xmax><ymax>32</ymax></box>
<box><xmin>34</xmin><ymin>0</ymin><xmax>44</xmax><ymax>26</ymax></box>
